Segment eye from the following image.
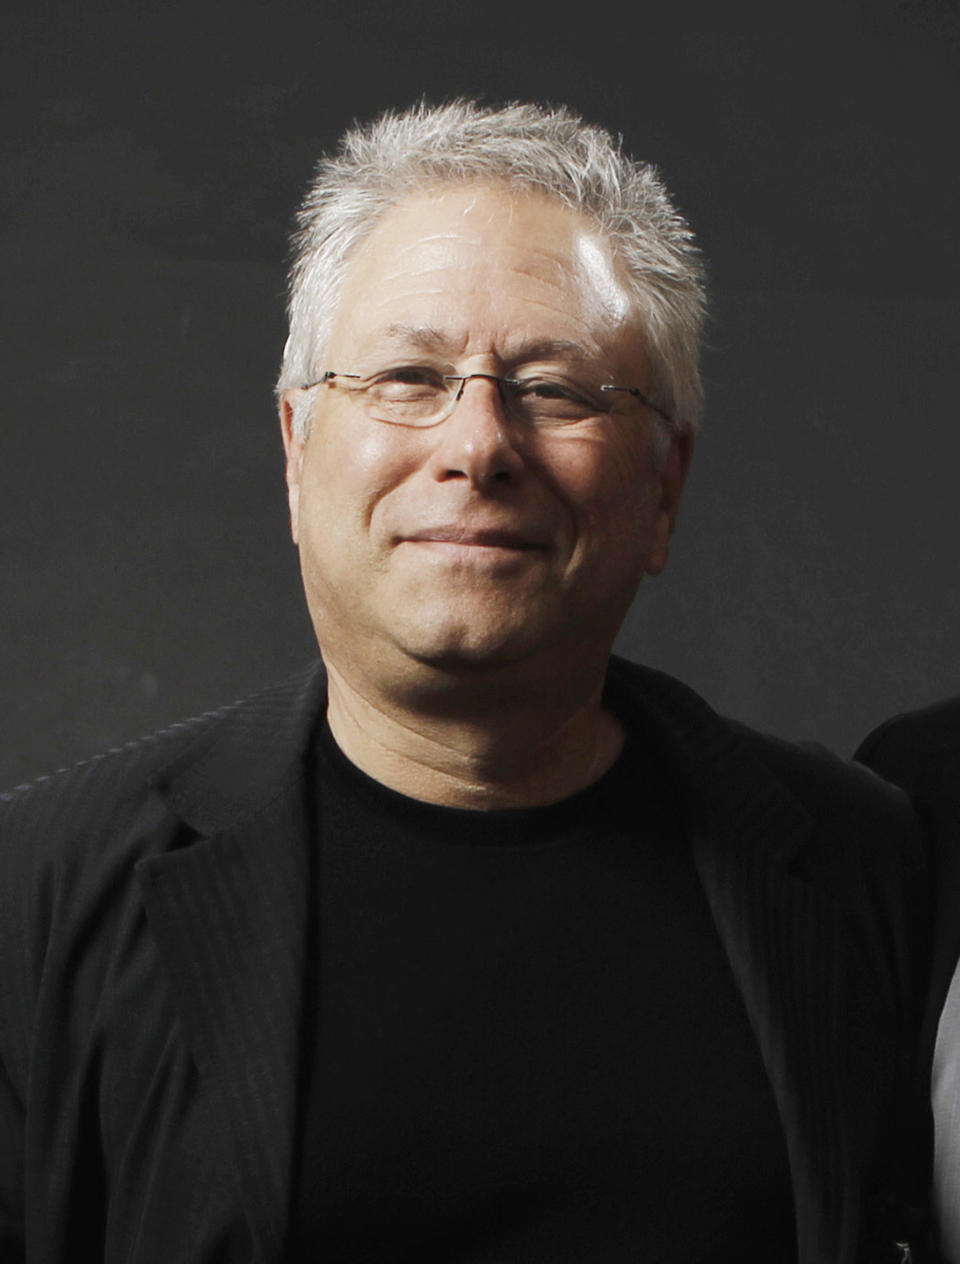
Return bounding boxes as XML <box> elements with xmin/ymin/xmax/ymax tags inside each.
<box><xmin>514</xmin><ymin>378</ymin><xmax>595</xmax><ymax>406</ymax></box>
<box><xmin>365</xmin><ymin>365</ymin><xmax>448</xmax><ymax>405</ymax></box>
<box><xmin>513</xmin><ymin>376</ymin><xmax>596</xmax><ymax>412</ymax></box>
<box><xmin>374</xmin><ymin>365</ymin><xmax>444</xmax><ymax>387</ymax></box>
<box><xmin>506</xmin><ymin>376</ymin><xmax>604</xmax><ymax>426</ymax></box>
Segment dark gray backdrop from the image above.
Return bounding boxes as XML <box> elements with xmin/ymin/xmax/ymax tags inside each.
<box><xmin>3</xmin><ymin>0</ymin><xmax>958</xmax><ymax>790</ymax></box>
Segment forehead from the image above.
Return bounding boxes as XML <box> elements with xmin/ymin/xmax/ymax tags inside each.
<box><xmin>325</xmin><ymin>182</ymin><xmax>643</xmax><ymax>366</ymax></box>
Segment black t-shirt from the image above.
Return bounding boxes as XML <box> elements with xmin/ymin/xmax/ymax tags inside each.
<box><xmin>290</xmin><ymin>722</ymin><xmax>797</xmax><ymax>1262</ymax></box>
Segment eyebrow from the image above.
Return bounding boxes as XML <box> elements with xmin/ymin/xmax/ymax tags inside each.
<box><xmin>370</xmin><ymin>325</ymin><xmax>598</xmax><ymax>363</ymax></box>
<box><xmin>373</xmin><ymin>325</ymin><xmax>449</xmax><ymax>353</ymax></box>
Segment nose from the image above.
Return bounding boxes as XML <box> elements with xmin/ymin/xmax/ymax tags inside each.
<box><xmin>427</xmin><ymin>373</ymin><xmax>525</xmax><ymax>487</ymax></box>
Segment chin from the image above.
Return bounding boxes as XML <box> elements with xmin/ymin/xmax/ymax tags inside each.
<box><xmin>395</xmin><ymin>618</ymin><xmax>549</xmax><ymax>675</ymax></box>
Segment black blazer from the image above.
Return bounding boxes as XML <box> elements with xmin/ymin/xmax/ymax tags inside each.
<box><xmin>856</xmin><ymin>700</ymin><xmax>960</xmax><ymax>1127</ymax></box>
<box><xmin>0</xmin><ymin>657</ymin><xmax>937</xmax><ymax>1263</ymax></box>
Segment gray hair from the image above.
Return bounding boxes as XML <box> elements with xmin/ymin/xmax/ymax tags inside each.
<box><xmin>278</xmin><ymin>100</ymin><xmax>706</xmax><ymax>441</ymax></box>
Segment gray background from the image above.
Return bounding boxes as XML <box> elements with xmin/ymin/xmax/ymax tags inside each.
<box><xmin>2</xmin><ymin>0</ymin><xmax>958</xmax><ymax>790</ymax></box>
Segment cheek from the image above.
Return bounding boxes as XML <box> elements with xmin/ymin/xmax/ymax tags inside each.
<box><xmin>546</xmin><ymin>434</ymin><xmax>656</xmax><ymax>536</ymax></box>
<box><xmin>301</xmin><ymin>422</ymin><xmax>419</xmax><ymax>532</ymax></box>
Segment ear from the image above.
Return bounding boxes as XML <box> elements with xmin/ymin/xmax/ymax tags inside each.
<box><xmin>279</xmin><ymin>389</ymin><xmax>310</xmax><ymax>544</ymax></box>
<box><xmin>645</xmin><ymin>431</ymin><xmax>695</xmax><ymax>577</ymax></box>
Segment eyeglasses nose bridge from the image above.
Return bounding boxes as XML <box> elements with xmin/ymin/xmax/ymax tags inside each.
<box><xmin>443</xmin><ymin>372</ymin><xmax>518</xmax><ymax>417</ymax></box>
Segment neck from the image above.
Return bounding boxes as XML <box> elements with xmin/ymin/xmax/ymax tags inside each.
<box><xmin>322</xmin><ymin>655</ymin><xmax>624</xmax><ymax>810</ymax></box>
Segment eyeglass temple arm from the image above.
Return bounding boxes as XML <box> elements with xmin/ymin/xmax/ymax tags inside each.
<box><xmin>600</xmin><ymin>385</ymin><xmax>673</xmax><ymax>425</ymax></box>
<box><xmin>298</xmin><ymin>371</ymin><xmax>364</xmax><ymax>390</ymax></box>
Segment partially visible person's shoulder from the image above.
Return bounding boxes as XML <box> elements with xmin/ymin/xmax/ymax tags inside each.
<box><xmin>863</xmin><ymin>695</ymin><xmax>960</xmax><ymax>745</ymax></box>
<box><xmin>735</xmin><ymin>718</ymin><xmax>913</xmax><ymax>821</ymax></box>
<box><xmin>855</xmin><ymin>695</ymin><xmax>960</xmax><ymax>790</ymax></box>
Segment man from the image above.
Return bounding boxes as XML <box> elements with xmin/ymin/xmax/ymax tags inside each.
<box><xmin>0</xmin><ymin>100</ymin><xmax>936</xmax><ymax>1262</ymax></box>
<box><xmin>857</xmin><ymin>700</ymin><xmax>960</xmax><ymax>1262</ymax></box>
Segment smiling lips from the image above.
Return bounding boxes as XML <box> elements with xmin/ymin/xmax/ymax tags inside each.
<box><xmin>401</xmin><ymin>526</ymin><xmax>546</xmax><ymax>551</ymax></box>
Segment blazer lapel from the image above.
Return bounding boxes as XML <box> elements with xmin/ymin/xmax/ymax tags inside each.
<box><xmin>135</xmin><ymin>663</ymin><xmax>327</xmax><ymax>1262</ymax></box>
<box><xmin>607</xmin><ymin>658</ymin><xmax>861</xmax><ymax>1264</ymax></box>
<box><xmin>690</xmin><ymin>810</ymin><xmax>852</xmax><ymax>1264</ymax></box>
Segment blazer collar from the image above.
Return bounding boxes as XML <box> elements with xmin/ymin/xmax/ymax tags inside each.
<box><xmin>149</xmin><ymin>659</ymin><xmax>329</xmax><ymax>834</ymax></box>
<box><xmin>153</xmin><ymin>653</ymin><xmax>812</xmax><ymax>861</ymax></box>
<box><xmin>140</xmin><ymin>655</ymin><xmax>858</xmax><ymax>1264</ymax></box>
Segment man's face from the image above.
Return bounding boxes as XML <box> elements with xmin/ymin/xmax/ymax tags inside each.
<box><xmin>281</xmin><ymin>183</ymin><xmax>691</xmax><ymax>683</ymax></box>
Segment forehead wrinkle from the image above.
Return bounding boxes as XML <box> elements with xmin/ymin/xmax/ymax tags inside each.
<box><xmin>360</xmin><ymin>315</ymin><xmax>610</xmax><ymax>362</ymax></box>
<box><xmin>336</xmin><ymin>194</ymin><xmax>638</xmax><ymax>367</ymax></box>
<box><xmin>488</xmin><ymin>291</ymin><xmax>609</xmax><ymax>346</ymax></box>
<box><xmin>507</xmin><ymin>338</ymin><xmax>595</xmax><ymax>362</ymax></box>
<box><xmin>385</xmin><ymin>227</ymin><xmax>486</xmax><ymax>266</ymax></box>
<box><xmin>375</xmin><ymin>324</ymin><xmax>451</xmax><ymax>352</ymax></box>
<box><xmin>384</xmin><ymin>227</ymin><xmax>580</xmax><ymax>278</ymax></box>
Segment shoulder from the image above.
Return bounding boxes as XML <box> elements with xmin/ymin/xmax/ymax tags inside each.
<box><xmin>0</xmin><ymin>661</ymin><xmax>325</xmax><ymax>840</ymax></box>
<box><xmin>609</xmin><ymin>653</ymin><xmax>914</xmax><ymax>818</ymax></box>
<box><xmin>0</xmin><ymin>664</ymin><xmax>325</xmax><ymax>1077</ymax></box>
<box><xmin>730</xmin><ymin>719</ymin><xmax>927</xmax><ymax>893</ymax></box>
<box><xmin>0</xmin><ymin>708</ymin><xmax>214</xmax><ymax>888</ymax></box>
<box><xmin>0</xmin><ymin>695</ymin><xmax>230</xmax><ymax>976</ymax></box>
<box><xmin>1</xmin><ymin>694</ymin><xmax>237</xmax><ymax>866</ymax></box>
<box><xmin>0</xmin><ymin>662</ymin><xmax>325</xmax><ymax>970</ymax></box>
<box><xmin>854</xmin><ymin>695</ymin><xmax>960</xmax><ymax>792</ymax></box>
<box><xmin>0</xmin><ymin>704</ymin><xmax>211</xmax><ymax>1095</ymax></box>
<box><xmin>607</xmin><ymin>655</ymin><xmax>923</xmax><ymax>881</ymax></box>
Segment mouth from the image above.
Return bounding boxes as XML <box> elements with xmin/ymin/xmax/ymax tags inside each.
<box><xmin>401</xmin><ymin>527</ymin><xmax>545</xmax><ymax>551</ymax></box>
